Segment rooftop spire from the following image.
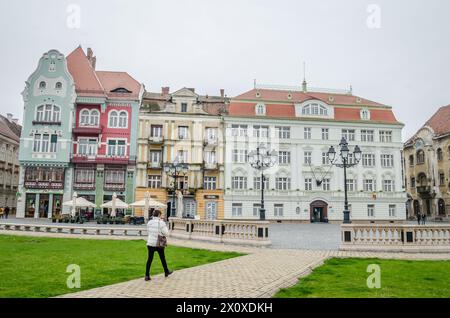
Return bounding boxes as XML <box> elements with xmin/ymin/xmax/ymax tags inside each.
<box><xmin>302</xmin><ymin>61</ymin><xmax>307</xmax><ymax>93</ymax></box>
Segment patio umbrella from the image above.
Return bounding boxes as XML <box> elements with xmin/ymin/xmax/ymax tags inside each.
<box><xmin>111</xmin><ymin>192</ymin><xmax>117</xmax><ymax>217</ymax></box>
<box><xmin>101</xmin><ymin>194</ymin><xmax>129</xmax><ymax>217</ymax></box>
<box><xmin>62</xmin><ymin>193</ymin><xmax>96</xmax><ymax>216</ymax></box>
<box><xmin>129</xmin><ymin>192</ymin><xmax>165</xmax><ymax>219</ymax></box>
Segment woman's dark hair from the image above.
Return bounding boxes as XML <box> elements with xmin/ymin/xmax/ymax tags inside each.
<box><xmin>153</xmin><ymin>210</ymin><xmax>162</xmax><ymax>217</ymax></box>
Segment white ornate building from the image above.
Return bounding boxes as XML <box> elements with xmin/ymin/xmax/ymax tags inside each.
<box><xmin>224</xmin><ymin>84</ymin><xmax>406</xmax><ymax>223</ymax></box>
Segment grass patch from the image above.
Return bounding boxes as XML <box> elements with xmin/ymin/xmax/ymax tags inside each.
<box><xmin>0</xmin><ymin>234</ymin><xmax>243</xmax><ymax>298</ymax></box>
<box><xmin>275</xmin><ymin>258</ymin><xmax>450</xmax><ymax>298</ymax></box>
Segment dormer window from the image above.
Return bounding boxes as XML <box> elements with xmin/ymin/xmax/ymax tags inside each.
<box><xmin>255</xmin><ymin>103</ymin><xmax>266</xmax><ymax>115</ymax></box>
<box><xmin>39</xmin><ymin>81</ymin><xmax>46</xmax><ymax>89</ymax></box>
<box><xmin>110</xmin><ymin>87</ymin><xmax>132</xmax><ymax>93</ymax></box>
<box><xmin>302</xmin><ymin>103</ymin><xmax>328</xmax><ymax>116</ymax></box>
<box><xmin>181</xmin><ymin>103</ymin><xmax>188</xmax><ymax>113</ymax></box>
<box><xmin>55</xmin><ymin>82</ymin><xmax>62</xmax><ymax>90</ymax></box>
<box><xmin>360</xmin><ymin>108</ymin><xmax>370</xmax><ymax>120</ymax></box>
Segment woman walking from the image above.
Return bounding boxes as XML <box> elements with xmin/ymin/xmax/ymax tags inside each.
<box><xmin>145</xmin><ymin>210</ymin><xmax>173</xmax><ymax>281</ymax></box>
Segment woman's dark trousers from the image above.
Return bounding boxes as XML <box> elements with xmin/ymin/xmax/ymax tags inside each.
<box><xmin>146</xmin><ymin>246</ymin><xmax>169</xmax><ymax>276</ymax></box>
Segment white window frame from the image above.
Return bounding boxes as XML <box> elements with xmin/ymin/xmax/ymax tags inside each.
<box><xmin>107</xmin><ymin>138</ymin><xmax>127</xmax><ymax>157</ymax></box>
<box><xmin>232</xmin><ymin>203</ymin><xmax>243</xmax><ymax>217</ymax></box>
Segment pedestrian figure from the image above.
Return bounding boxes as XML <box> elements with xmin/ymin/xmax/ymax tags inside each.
<box><xmin>0</xmin><ymin>207</ymin><xmax>3</xmax><ymax>219</ymax></box>
<box><xmin>4</xmin><ymin>206</ymin><xmax>10</xmax><ymax>219</ymax></box>
<box><xmin>145</xmin><ymin>210</ymin><xmax>173</xmax><ymax>281</ymax></box>
<box><xmin>422</xmin><ymin>213</ymin><xmax>427</xmax><ymax>225</ymax></box>
<box><xmin>417</xmin><ymin>213</ymin><xmax>421</xmax><ymax>225</ymax></box>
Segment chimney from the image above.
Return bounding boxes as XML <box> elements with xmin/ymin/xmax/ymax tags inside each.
<box><xmin>220</xmin><ymin>89</ymin><xmax>225</xmax><ymax>98</ymax></box>
<box><xmin>86</xmin><ymin>48</ymin><xmax>96</xmax><ymax>69</ymax></box>
<box><xmin>91</xmin><ymin>56</ymin><xmax>96</xmax><ymax>70</ymax></box>
<box><xmin>6</xmin><ymin>113</ymin><xmax>13</xmax><ymax>121</ymax></box>
<box><xmin>87</xmin><ymin>48</ymin><xmax>93</xmax><ymax>59</ymax></box>
<box><xmin>161</xmin><ymin>87</ymin><xmax>170</xmax><ymax>96</ymax></box>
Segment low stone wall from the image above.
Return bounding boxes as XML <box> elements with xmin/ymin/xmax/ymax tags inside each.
<box><xmin>169</xmin><ymin>218</ymin><xmax>271</xmax><ymax>247</ymax></box>
<box><xmin>340</xmin><ymin>224</ymin><xmax>450</xmax><ymax>253</ymax></box>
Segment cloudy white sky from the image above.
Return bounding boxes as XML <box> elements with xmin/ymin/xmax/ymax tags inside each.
<box><xmin>1</xmin><ymin>0</ymin><xmax>449</xmax><ymax>140</ymax></box>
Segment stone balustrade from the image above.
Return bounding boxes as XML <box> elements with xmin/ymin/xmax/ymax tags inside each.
<box><xmin>169</xmin><ymin>218</ymin><xmax>271</xmax><ymax>247</ymax></box>
<box><xmin>341</xmin><ymin>224</ymin><xmax>450</xmax><ymax>252</ymax></box>
<box><xmin>0</xmin><ymin>222</ymin><xmax>147</xmax><ymax>237</ymax></box>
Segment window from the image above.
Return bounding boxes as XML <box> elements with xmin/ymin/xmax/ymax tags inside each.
<box><xmin>90</xmin><ymin>110</ymin><xmax>99</xmax><ymax>126</ymax></box>
<box><xmin>253</xmin><ymin>125</ymin><xmax>269</xmax><ymax>138</ymax></box>
<box><xmin>205</xmin><ymin>128</ymin><xmax>217</xmax><ymax>140</ymax></box>
<box><xmin>360</xmin><ymin>109</ymin><xmax>370</xmax><ymax>120</ymax></box>
<box><xmin>389</xmin><ymin>205</ymin><xmax>396</xmax><ymax>217</ymax></box>
<box><xmin>381</xmin><ymin>154</ymin><xmax>394</xmax><ymax>168</ymax></box>
<box><xmin>305</xmin><ymin>178</ymin><xmax>312</xmax><ymax>191</ymax></box>
<box><xmin>304</xmin><ymin>127</ymin><xmax>311</xmax><ymax>139</ymax></box>
<box><xmin>204</xmin><ymin>151</ymin><xmax>216</xmax><ymax>164</ymax></box>
<box><xmin>256</xmin><ymin>103</ymin><xmax>266</xmax><ymax>115</ymax></box>
<box><xmin>410</xmin><ymin>177</ymin><xmax>416</xmax><ymax>188</ymax></box>
<box><xmin>439</xmin><ymin>173</ymin><xmax>445</xmax><ymax>186</ymax></box>
<box><xmin>253</xmin><ymin>203</ymin><xmax>261</xmax><ymax>217</ymax></box>
<box><xmin>382</xmin><ymin>179</ymin><xmax>394</xmax><ymax>192</ymax></box>
<box><xmin>148</xmin><ymin>175</ymin><xmax>161</xmax><ymax>188</ymax></box>
<box><xmin>105</xmin><ymin>170</ymin><xmax>125</xmax><ymax>184</ymax></box>
<box><xmin>416</xmin><ymin>150</ymin><xmax>425</xmax><ymax>164</ymax></box>
<box><xmin>118</xmin><ymin>111</ymin><xmax>128</xmax><ymax>128</ymax></box>
<box><xmin>178</xmin><ymin>126</ymin><xmax>189</xmax><ymax>139</ymax></box>
<box><xmin>276</xmin><ymin>177</ymin><xmax>291</xmax><ymax>191</ymax></box>
<box><xmin>321</xmin><ymin>128</ymin><xmax>329</xmax><ymax>140</ymax></box>
<box><xmin>151</xmin><ymin>125</ymin><xmax>163</xmax><ymax>137</ymax></box>
<box><xmin>107</xmin><ymin>140</ymin><xmax>126</xmax><ymax>157</ymax></box>
<box><xmin>181</xmin><ymin>103</ymin><xmax>187</xmax><ymax>112</ymax></box>
<box><xmin>274</xmin><ymin>204</ymin><xmax>284</xmax><ymax>216</ymax></box>
<box><xmin>342</xmin><ymin>129</ymin><xmax>355</xmax><ymax>141</ymax></box>
<box><xmin>39</xmin><ymin>81</ymin><xmax>46</xmax><ymax>89</ymax></box>
<box><xmin>80</xmin><ymin>110</ymin><xmax>90</xmax><ymax>125</ymax></box>
<box><xmin>109</xmin><ymin>111</ymin><xmax>118</xmax><ymax>127</ymax></box>
<box><xmin>232</xmin><ymin>149</ymin><xmax>248</xmax><ymax>163</ymax></box>
<box><xmin>177</xmin><ymin>150</ymin><xmax>188</xmax><ymax>163</ymax></box>
<box><xmin>231</xmin><ymin>124</ymin><xmax>248</xmax><ymax>137</ymax></box>
<box><xmin>409</xmin><ymin>155</ymin><xmax>414</xmax><ymax>166</ymax></box>
<box><xmin>302</xmin><ymin>103</ymin><xmax>328</xmax><ymax>116</ymax></box>
<box><xmin>363</xmin><ymin>179</ymin><xmax>375</xmax><ymax>192</ymax></box>
<box><xmin>367</xmin><ymin>204</ymin><xmax>375</xmax><ymax>217</ymax></box>
<box><xmin>278</xmin><ymin>151</ymin><xmax>291</xmax><ymax>165</ymax></box>
<box><xmin>322</xmin><ymin>178</ymin><xmax>330</xmax><ymax>191</ymax></box>
<box><xmin>322</xmin><ymin>152</ymin><xmax>330</xmax><ymax>165</ymax></box>
<box><xmin>33</xmin><ymin>134</ymin><xmax>57</xmax><ymax>153</ymax></box>
<box><xmin>361</xmin><ymin>130</ymin><xmax>374</xmax><ymax>142</ymax></box>
<box><xmin>276</xmin><ymin>126</ymin><xmax>290</xmax><ymax>139</ymax></box>
<box><xmin>232</xmin><ymin>176</ymin><xmax>247</xmax><ymax>190</ymax></box>
<box><xmin>232</xmin><ymin>203</ymin><xmax>243</xmax><ymax>217</ymax></box>
<box><xmin>75</xmin><ymin>169</ymin><xmax>95</xmax><ymax>183</ymax></box>
<box><xmin>379</xmin><ymin>130</ymin><xmax>393</xmax><ymax>143</ymax></box>
<box><xmin>204</xmin><ymin>177</ymin><xmax>217</xmax><ymax>190</ymax></box>
<box><xmin>304</xmin><ymin>151</ymin><xmax>312</xmax><ymax>164</ymax></box>
<box><xmin>79</xmin><ymin>109</ymin><xmax>100</xmax><ymax>127</ymax></box>
<box><xmin>55</xmin><ymin>82</ymin><xmax>62</xmax><ymax>90</ymax></box>
<box><xmin>36</xmin><ymin>104</ymin><xmax>60</xmax><ymax>122</ymax></box>
<box><xmin>437</xmin><ymin>148</ymin><xmax>443</xmax><ymax>161</ymax></box>
<box><xmin>346</xmin><ymin>179</ymin><xmax>356</xmax><ymax>192</ymax></box>
<box><xmin>78</xmin><ymin>138</ymin><xmax>97</xmax><ymax>156</ymax></box>
<box><xmin>177</xmin><ymin>176</ymin><xmax>189</xmax><ymax>190</ymax></box>
<box><xmin>253</xmin><ymin>176</ymin><xmax>269</xmax><ymax>190</ymax></box>
<box><xmin>362</xmin><ymin>154</ymin><xmax>375</xmax><ymax>167</ymax></box>
<box><xmin>149</xmin><ymin>150</ymin><xmax>161</xmax><ymax>163</ymax></box>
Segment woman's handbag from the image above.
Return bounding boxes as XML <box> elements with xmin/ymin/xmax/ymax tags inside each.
<box><xmin>156</xmin><ymin>220</ymin><xmax>167</xmax><ymax>248</ymax></box>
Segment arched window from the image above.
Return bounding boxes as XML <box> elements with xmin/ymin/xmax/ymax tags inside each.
<box><xmin>90</xmin><ymin>110</ymin><xmax>99</xmax><ymax>126</ymax></box>
<box><xmin>255</xmin><ymin>104</ymin><xmax>266</xmax><ymax>115</ymax></box>
<box><xmin>302</xmin><ymin>103</ymin><xmax>328</xmax><ymax>116</ymax></box>
<box><xmin>416</xmin><ymin>150</ymin><xmax>425</xmax><ymax>164</ymax></box>
<box><xmin>39</xmin><ymin>81</ymin><xmax>46</xmax><ymax>89</ymax></box>
<box><xmin>55</xmin><ymin>82</ymin><xmax>62</xmax><ymax>90</ymax></box>
<box><xmin>118</xmin><ymin>111</ymin><xmax>128</xmax><ymax>128</ymax></box>
<box><xmin>109</xmin><ymin>111</ymin><xmax>118</xmax><ymax>127</ymax></box>
<box><xmin>36</xmin><ymin>106</ymin><xmax>44</xmax><ymax>122</ymax></box>
<box><xmin>53</xmin><ymin>106</ymin><xmax>60</xmax><ymax>122</ymax></box>
<box><xmin>80</xmin><ymin>110</ymin><xmax>90</xmax><ymax>125</ymax></box>
<box><xmin>437</xmin><ymin>148</ymin><xmax>443</xmax><ymax>161</ymax></box>
<box><xmin>36</xmin><ymin>104</ymin><xmax>60</xmax><ymax>122</ymax></box>
<box><xmin>360</xmin><ymin>109</ymin><xmax>370</xmax><ymax>120</ymax></box>
<box><xmin>409</xmin><ymin>154</ymin><xmax>414</xmax><ymax>166</ymax></box>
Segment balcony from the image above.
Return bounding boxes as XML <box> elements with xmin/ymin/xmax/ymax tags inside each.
<box><xmin>104</xmin><ymin>183</ymin><xmax>125</xmax><ymax>191</ymax></box>
<box><xmin>72</xmin><ymin>154</ymin><xmax>132</xmax><ymax>165</ymax></box>
<box><xmin>32</xmin><ymin>120</ymin><xmax>61</xmax><ymax>126</ymax></box>
<box><xmin>203</xmin><ymin>162</ymin><xmax>218</xmax><ymax>170</ymax></box>
<box><xmin>417</xmin><ymin>185</ymin><xmax>431</xmax><ymax>194</ymax></box>
<box><xmin>203</xmin><ymin>137</ymin><xmax>218</xmax><ymax>147</ymax></box>
<box><xmin>73</xmin><ymin>126</ymin><xmax>102</xmax><ymax>135</ymax></box>
<box><xmin>24</xmin><ymin>180</ymin><xmax>64</xmax><ymax>190</ymax></box>
<box><xmin>73</xmin><ymin>182</ymin><xmax>96</xmax><ymax>191</ymax></box>
<box><xmin>148</xmin><ymin>136</ymin><xmax>164</xmax><ymax>144</ymax></box>
<box><xmin>148</xmin><ymin>161</ymin><xmax>162</xmax><ymax>169</ymax></box>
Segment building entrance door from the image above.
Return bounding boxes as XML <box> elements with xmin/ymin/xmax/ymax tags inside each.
<box><xmin>310</xmin><ymin>200</ymin><xmax>328</xmax><ymax>223</ymax></box>
<box><xmin>205</xmin><ymin>202</ymin><xmax>217</xmax><ymax>220</ymax></box>
<box><xmin>39</xmin><ymin>194</ymin><xmax>50</xmax><ymax>218</ymax></box>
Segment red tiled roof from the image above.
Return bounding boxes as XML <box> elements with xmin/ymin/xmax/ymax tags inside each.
<box><xmin>424</xmin><ymin>104</ymin><xmax>450</xmax><ymax>136</ymax></box>
<box><xmin>235</xmin><ymin>88</ymin><xmax>385</xmax><ymax>107</ymax></box>
<box><xmin>96</xmin><ymin>71</ymin><xmax>141</xmax><ymax>100</ymax></box>
<box><xmin>67</xmin><ymin>46</ymin><xmax>105</xmax><ymax>97</ymax></box>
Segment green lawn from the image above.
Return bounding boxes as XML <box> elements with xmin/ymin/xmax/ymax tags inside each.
<box><xmin>275</xmin><ymin>258</ymin><xmax>450</xmax><ymax>298</ymax></box>
<box><xmin>0</xmin><ymin>234</ymin><xmax>243</xmax><ymax>298</ymax></box>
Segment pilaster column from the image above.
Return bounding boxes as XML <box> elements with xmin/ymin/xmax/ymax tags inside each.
<box><xmin>34</xmin><ymin>193</ymin><xmax>40</xmax><ymax>218</ymax></box>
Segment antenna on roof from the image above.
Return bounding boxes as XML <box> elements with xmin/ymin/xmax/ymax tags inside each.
<box><xmin>254</xmin><ymin>79</ymin><xmax>256</xmax><ymax>89</ymax></box>
<box><xmin>302</xmin><ymin>61</ymin><xmax>307</xmax><ymax>93</ymax></box>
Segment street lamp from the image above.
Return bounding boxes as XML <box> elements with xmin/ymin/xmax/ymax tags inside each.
<box><xmin>248</xmin><ymin>144</ymin><xmax>278</xmax><ymax>220</ymax></box>
<box><xmin>163</xmin><ymin>157</ymin><xmax>188</xmax><ymax>220</ymax></box>
<box><xmin>327</xmin><ymin>137</ymin><xmax>362</xmax><ymax>224</ymax></box>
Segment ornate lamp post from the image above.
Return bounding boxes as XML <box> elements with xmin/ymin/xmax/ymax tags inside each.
<box><xmin>327</xmin><ymin>137</ymin><xmax>362</xmax><ymax>224</ymax></box>
<box><xmin>248</xmin><ymin>144</ymin><xmax>278</xmax><ymax>220</ymax></box>
<box><xmin>163</xmin><ymin>158</ymin><xmax>188</xmax><ymax>220</ymax></box>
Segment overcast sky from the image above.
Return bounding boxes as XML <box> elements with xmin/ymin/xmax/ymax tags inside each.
<box><xmin>1</xmin><ymin>0</ymin><xmax>449</xmax><ymax>141</ymax></box>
